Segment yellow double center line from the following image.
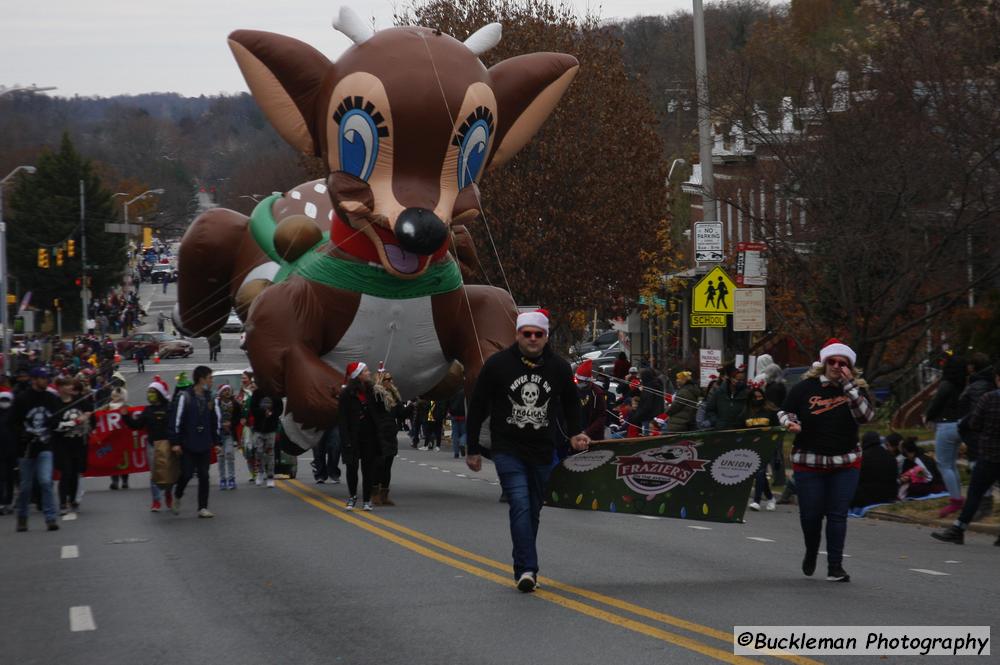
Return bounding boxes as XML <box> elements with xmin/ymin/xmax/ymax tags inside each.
<box><xmin>280</xmin><ymin>479</ymin><xmax>821</xmax><ymax>665</ymax></box>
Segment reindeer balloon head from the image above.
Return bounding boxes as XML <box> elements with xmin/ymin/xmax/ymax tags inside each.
<box><xmin>227</xmin><ymin>7</ymin><xmax>578</xmax><ymax>279</ymax></box>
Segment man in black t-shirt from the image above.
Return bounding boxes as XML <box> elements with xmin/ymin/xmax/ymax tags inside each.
<box><xmin>466</xmin><ymin>309</ymin><xmax>589</xmax><ymax>592</ymax></box>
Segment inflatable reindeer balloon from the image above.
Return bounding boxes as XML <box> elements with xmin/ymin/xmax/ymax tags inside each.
<box><xmin>174</xmin><ymin>7</ymin><xmax>579</xmax><ymax>448</ymax></box>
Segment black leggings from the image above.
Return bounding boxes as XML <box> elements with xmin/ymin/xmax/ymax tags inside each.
<box><xmin>57</xmin><ymin>439</ymin><xmax>86</xmax><ymax>506</ymax></box>
<box><xmin>345</xmin><ymin>455</ymin><xmax>377</xmax><ymax>502</ymax></box>
<box><xmin>0</xmin><ymin>451</ymin><xmax>17</xmax><ymax>505</ymax></box>
<box><xmin>378</xmin><ymin>456</ymin><xmax>394</xmax><ymax>489</ymax></box>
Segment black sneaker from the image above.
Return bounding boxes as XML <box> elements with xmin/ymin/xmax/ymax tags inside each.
<box><xmin>826</xmin><ymin>565</ymin><xmax>850</xmax><ymax>582</ymax></box>
<box><xmin>994</xmin><ymin>534</ymin><xmax>999</xmax><ymax>547</ymax></box>
<box><xmin>16</xmin><ymin>517</ymin><xmax>27</xmax><ymax>532</ymax></box>
<box><xmin>931</xmin><ymin>525</ymin><xmax>965</xmax><ymax>544</ymax></box>
<box><xmin>802</xmin><ymin>550</ymin><xmax>817</xmax><ymax>577</ymax></box>
<box><xmin>46</xmin><ymin>521</ymin><xmax>60</xmax><ymax>532</ymax></box>
<box><xmin>516</xmin><ymin>572</ymin><xmax>537</xmax><ymax>593</ymax></box>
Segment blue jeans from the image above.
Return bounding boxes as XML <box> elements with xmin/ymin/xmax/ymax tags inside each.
<box><xmin>934</xmin><ymin>422</ymin><xmax>962</xmax><ymax>500</ymax></box>
<box><xmin>451</xmin><ymin>419</ymin><xmax>467</xmax><ymax>457</ymax></box>
<box><xmin>16</xmin><ymin>451</ymin><xmax>58</xmax><ymax>522</ymax></box>
<box><xmin>492</xmin><ymin>452</ymin><xmax>554</xmax><ymax>579</ymax></box>
<box><xmin>794</xmin><ymin>467</ymin><xmax>859</xmax><ymax>567</ymax></box>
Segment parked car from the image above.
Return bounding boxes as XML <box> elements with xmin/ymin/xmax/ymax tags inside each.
<box><xmin>222</xmin><ymin>311</ymin><xmax>244</xmax><ymax>333</ymax></box>
<box><xmin>150</xmin><ymin>264</ymin><xmax>177</xmax><ymax>283</ymax></box>
<box><xmin>116</xmin><ymin>331</ymin><xmax>193</xmax><ymax>359</ymax></box>
<box><xmin>573</xmin><ymin>330</ymin><xmax>620</xmax><ymax>357</ymax></box>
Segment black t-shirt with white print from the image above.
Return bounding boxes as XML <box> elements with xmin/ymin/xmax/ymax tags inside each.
<box><xmin>466</xmin><ymin>343</ymin><xmax>583</xmax><ymax>465</ymax></box>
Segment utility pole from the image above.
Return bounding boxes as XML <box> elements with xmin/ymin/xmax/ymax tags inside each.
<box><xmin>80</xmin><ymin>179</ymin><xmax>88</xmax><ymax>331</ymax></box>
<box><xmin>693</xmin><ymin>0</ymin><xmax>724</xmax><ymax>355</ymax></box>
<box><xmin>693</xmin><ymin>0</ymin><xmax>717</xmax><ymax>224</ymax></box>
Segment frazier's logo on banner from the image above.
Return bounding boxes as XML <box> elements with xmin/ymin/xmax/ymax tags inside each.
<box><xmin>613</xmin><ymin>443</ymin><xmax>708</xmax><ymax>497</ymax></box>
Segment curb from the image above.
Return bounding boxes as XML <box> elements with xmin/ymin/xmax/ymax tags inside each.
<box><xmin>865</xmin><ymin>510</ymin><xmax>1000</xmax><ymax>536</ymax></box>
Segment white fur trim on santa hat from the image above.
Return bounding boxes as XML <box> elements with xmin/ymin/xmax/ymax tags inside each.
<box><xmin>819</xmin><ymin>338</ymin><xmax>856</xmax><ymax>366</ymax></box>
<box><xmin>515</xmin><ymin>309</ymin><xmax>549</xmax><ymax>333</ymax></box>
<box><xmin>0</xmin><ymin>389</ymin><xmax>13</xmax><ymax>400</ymax></box>
<box><xmin>148</xmin><ymin>376</ymin><xmax>170</xmax><ymax>400</ymax></box>
<box><xmin>347</xmin><ymin>361</ymin><xmax>367</xmax><ymax>380</ymax></box>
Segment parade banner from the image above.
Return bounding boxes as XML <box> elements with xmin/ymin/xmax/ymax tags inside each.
<box><xmin>547</xmin><ymin>428</ymin><xmax>784</xmax><ymax>523</ymax></box>
<box><xmin>84</xmin><ymin>408</ymin><xmax>150</xmax><ymax>477</ymax></box>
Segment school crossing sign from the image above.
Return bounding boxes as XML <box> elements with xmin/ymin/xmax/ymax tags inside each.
<box><xmin>692</xmin><ymin>266</ymin><xmax>736</xmax><ymax>314</ymax></box>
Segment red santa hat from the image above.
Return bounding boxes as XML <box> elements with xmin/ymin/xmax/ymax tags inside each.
<box><xmin>147</xmin><ymin>375</ymin><xmax>170</xmax><ymax>400</ymax></box>
<box><xmin>819</xmin><ymin>338</ymin><xmax>856</xmax><ymax>366</ymax></box>
<box><xmin>346</xmin><ymin>361</ymin><xmax>367</xmax><ymax>380</ymax></box>
<box><xmin>574</xmin><ymin>359</ymin><xmax>593</xmax><ymax>383</ymax></box>
<box><xmin>516</xmin><ymin>308</ymin><xmax>549</xmax><ymax>333</ymax></box>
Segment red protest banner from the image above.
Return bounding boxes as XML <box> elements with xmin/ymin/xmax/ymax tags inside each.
<box><xmin>85</xmin><ymin>407</ymin><xmax>150</xmax><ymax>477</ymax></box>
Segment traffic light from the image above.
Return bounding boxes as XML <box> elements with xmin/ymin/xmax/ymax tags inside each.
<box><xmin>67</xmin><ymin>239</ymin><xmax>75</xmax><ymax>257</ymax></box>
<box><xmin>56</xmin><ymin>248</ymin><xmax>64</xmax><ymax>266</ymax></box>
<box><xmin>74</xmin><ymin>278</ymin><xmax>82</xmax><ymax>287</ymax></box>
<box><xmin>37</xmin><ymin>248</ymin><xmax>49</xmax><ymax>268</ymax></box>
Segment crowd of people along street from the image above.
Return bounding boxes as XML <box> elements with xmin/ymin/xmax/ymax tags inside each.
<box><xmin>2</xmin><ymin>287</ymin><xmax>997</xmax><ymax>590</ymax></box>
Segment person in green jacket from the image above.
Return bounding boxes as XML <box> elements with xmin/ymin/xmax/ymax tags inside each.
<box><xmin>704</xmin><ymin>363</ymin><xmax>750</xmax><ymax>430</ymax></box>
<box><xmin>666</xmin><ymin>371</ymin><xmax>701</xmax><ymax>432</ymax></box>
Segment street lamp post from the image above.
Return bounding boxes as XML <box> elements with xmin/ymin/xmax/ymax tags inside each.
<box><xmin>0</xmin><ymin>165</ymin><xmax>37</xmax><ymax>376</ymax></box>
<box><xmin>123</xmin><ymin>188</ymin><xmax>166</xmax><ymax>226</ymax></box>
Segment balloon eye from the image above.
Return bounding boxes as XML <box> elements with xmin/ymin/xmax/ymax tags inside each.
<box><xmin>454</xmin><ymin>107</ymin><xmax>495</xmax><ymax>189</ymax></box>
<box><xmin>333</xmin><ymin>97</ymin><xmax>389</xmax><ymax>182</ymax></box>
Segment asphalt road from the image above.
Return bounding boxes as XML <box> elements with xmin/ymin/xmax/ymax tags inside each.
<box><xmin>2</xmin><ymin>445</ymin><xmax>997</xmax><ymax>665</ymax></box>
<box><xmin>2</xmin><ymin>282</ymin><xmax>995</xmax><ymax>665</ymax></box>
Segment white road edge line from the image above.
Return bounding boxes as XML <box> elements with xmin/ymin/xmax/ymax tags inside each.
<box><xmin>746</xmin><ymin>536</ymin><xmax>775</xmax><ymax>542</ymax></box>
<box><xmin>944</xmin><ymin>560</ymin><xmax>961</xmax><ymax>564</ymax></box>
<box><xmin>909</xmin><ymin>568</ymin><xmax>950</xmax><ymax>576</ymax></box>
<box><xmin>69</xmin><ymin>606</ymin><xmax>96</xmax><ymax>632</ymax></box>
<box><xmin>61</xmin><ymin>545</ymin><xmax>79</xmax><ymax>559</ymax></box>
<box><xmin>687</xmin><ymin>525</ymin><xmax>712</xmax><ymax>530</ymax></box>
<box><xmin>819</xmin><ymin>551</ymin><xmax>851</xmax><ymax>558</ymax></box>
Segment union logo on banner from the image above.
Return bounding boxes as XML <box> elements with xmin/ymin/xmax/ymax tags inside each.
<box><xmin>612</xmin><ymin>443</ymin><xmax>708</xmax><ymax>498</ymax></box>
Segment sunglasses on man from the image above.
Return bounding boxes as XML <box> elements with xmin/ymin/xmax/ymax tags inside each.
<box><xmin>520</xmin><ymin>330</ymin><xmax>546</xmax><ymax>339</ymax></box>
<box><xmin>825</xmin><ymin>359</ymin><xmax>850</xmax><ymax>369</ymax></box>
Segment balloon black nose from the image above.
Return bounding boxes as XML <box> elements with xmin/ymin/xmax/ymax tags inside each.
<box><xmin>394</xmin><ymin>208</ymin><xmax>448</xmax><ymax>255</ymax></box>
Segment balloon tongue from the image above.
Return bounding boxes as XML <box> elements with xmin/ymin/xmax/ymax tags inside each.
<box><xmin>384</xmin><ymin>243</ymin><xmax>420</xmax><ymax>274</ymax></box>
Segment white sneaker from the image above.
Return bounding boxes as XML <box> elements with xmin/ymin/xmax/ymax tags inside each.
<box><xmin>434</xmin><ymin>446</ymin><xmax>441</xmax><ymax>452</ymax></box>
<box><xmin>418</xmin><ymin>446</ymin><xmax>429</xmax><ymax>451</ymax></box>
<box><xmin>765</xmin><ymin>499</ymin><xmax>776</xmax><ymax>511</ymax></box>
<box><xmin>346</xmin><ymin>496</ymin><xmax>357</xmax><ymax>510</ymax></box>
<box><xmin>255</xmin><ymin>475</ymin><xmax>264</xmax><ymax>487</ymax></box>
<box><xmin>362</xmin><ymin>501</ymin><xmax>373</xmax><ymax>511</ymax></box>
<box><xmin>266</xmin><ymin>478</ymin><xmax>275</xmax><ymax>488</ymax></box>
<box><xmin>197</xmin><ymin>508</ymin><xmax>214</xmax><ymax>518</ymax></box>
<box><xmin>748</xmin><ymin>501</ymin><xmax>761</xmax><ymax>511</ymax></box>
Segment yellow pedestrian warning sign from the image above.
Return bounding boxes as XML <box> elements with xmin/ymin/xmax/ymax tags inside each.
<box><xmin>692</xmin><ymin>266</ymin><xmax>736</xmax><ymax>314</ymax></box>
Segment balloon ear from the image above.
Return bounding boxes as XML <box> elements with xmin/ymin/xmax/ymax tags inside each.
<box><xmin>487</xmin><ymin>53</ymin><xmax>579</xmax><ymax>169</ymax></box>
<box><xmin>228</xmin><ymin>30</ymin><xmax>333</xmax><ymax>156</ymax></box>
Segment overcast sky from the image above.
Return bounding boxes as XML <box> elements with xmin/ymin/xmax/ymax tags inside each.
<box><xmin>2</xmin><ymin>1</ymin><xmax>703</xmax><ymax>98</ymax></box>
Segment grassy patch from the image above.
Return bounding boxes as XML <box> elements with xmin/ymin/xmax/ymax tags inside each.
<box><xmin>877</xmin><ymin>497</ymin><xmax>998</xmax><ymax>525</ymax></box>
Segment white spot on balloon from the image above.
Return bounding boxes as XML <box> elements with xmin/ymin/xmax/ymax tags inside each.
<box><xmin>291</xmin><ymin>191</ymin><xmax>302</xmax><ymax>200</ymax></box>
<box><xmin>313</xmin><ymin>183</ymin><xmax>327</xmax><ymax>194</ymax></box>
<box><xmin>304</xmin><ymin>202</ymin><xmax>317</xmax><ymax>219</ymax></box>
<box><xmin>401</xmin><ymin>221</ymin><xmax>416</xmax><ymax>236</ymax></box>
